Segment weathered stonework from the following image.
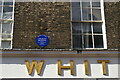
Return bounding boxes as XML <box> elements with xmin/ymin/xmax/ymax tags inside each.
<box><xmin>104</xmin><ymin>2</ymin><xmax>119</xmax><ymax>50</ymax></box>
<box><xmin>13</xmin><ymin>2</ymin><xmax>71</xmax><ymax>49</ymax></box>
<box><xmin>13</xmin><ymin>2</ymin><xmax>120</xmax><ymax>50</ymax></box>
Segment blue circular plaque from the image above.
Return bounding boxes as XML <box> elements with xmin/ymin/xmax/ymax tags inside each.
<box><xmin>36</xmin><ymin>35</ymin><xmax>49</xmax><ymax>47</ymax></box>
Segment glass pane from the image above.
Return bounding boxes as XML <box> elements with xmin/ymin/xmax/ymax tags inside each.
<box><xmin>0</xmin><ymin>0</ymin><xmax>2</xmax><ymax>5</ymax></box>
<box><xmin>72</xmin><ymin>7</ymin><xmax>81</xmax><ymax>20</ymax></box>
<box><xmin>1</xmin><ymin>41</ymin><xmax>11</xmax><ymax>48</ymax></box>
<box><xmin>0</xmin><ymin>23</ymin><xmax>1</xmax><ymax>33</ymax></box>
<box><xmin>92</xmin><ymin>0</ymin><xmax>100</xmax><ymax>7</ymax></box>
<box><xmin>73</xmin><ymin>35</ymin><xmax>82</xmax><ymax>48</ymax></box>
<box><xmin>71</xmin><ymin>2</ymin><xmax>80</xmax><ymax>7</ymax></box>
<box><xmin>92</xmin><ymin>9</ymin><xmax>101</xmax><ymax>20</ymax></box>
<box><xmin>82</xmin><ymin>8</ymin><xmax>91</xmax><ymax>20</ymax></box>
<box><xmin>2</xmin><ymin>34</ymin><xmax>11</xmax><ymax>39</ymax></box>
<box><xmin>3</xmin><ymin>12</ymin><xmax>12</xmax><ymax>19</ymax></box>
<box><xmin>0</xmin><ymin>6</ymin><xmax>2</xmax><ymax>19</ymax></box>
<box><xmin>93</xmin><ymin>23</ymin><xmax>102</xmax><ymax>33</ymax></box>
<box><xmin>2</xmin><ymin>23</ymin><xmax>12</xmax><ymax>34</ymax></box>
<box><xmin>4</xmin><ymin>2</ymin><xmax>13</xmax><ymax>5</ymax></box>
<box><xmin>3</xmin><ymin>7</ymin><xmax>13</xmax><ymax>12</ymax></box>
<box><xmin>72</xmin><ymin>23</ymin><xmax>82</xmax><ymax>33</ymax></box>
<box><xmin>84</xmin><ymin>35</ymin><xmax>93</xmax><ymax>48</ymax></box>
<box><xmin>94</xmin><ymin>35</ymin><xmax>103</xmax><ymax>48</ymax></box>
<box><xmin>0</xmin><ymin>0</ymin><xmax>2</xmax><ymax>19</ymax></box>
<box><xmin>82</xmin><ymin>23</ymin><xmax>92</xmax><ymax>34</ymax></box>
<box><xmin>82</xmin><ymin>1</ymin><xmax>90</xmax><ymax>8</ymax></box>
<box><xmin>4</xmin><ymin>0</ymin><xmax>13</xmax><ymax>2</ymax></box>
<box><xmin>92</xmin><ymin>2</ymin><xmax>100</xmax><ymax>7</ymax></box>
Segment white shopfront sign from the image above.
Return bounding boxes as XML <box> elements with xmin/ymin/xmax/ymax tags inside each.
<box><xmin>0</xmin><ymin>57</ymin><xmax>118</xmax><ymax>78</ymax></box>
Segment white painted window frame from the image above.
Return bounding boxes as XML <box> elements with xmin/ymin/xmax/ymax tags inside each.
<box><xmin>0</xmin><ymin>0</ymin><xmax>15</xmax><ymax>49</ymax></box>
<box><xmin>71</xmin><ymin>0</ymin><xmax>107</xmax><ymax>49</ymax></box>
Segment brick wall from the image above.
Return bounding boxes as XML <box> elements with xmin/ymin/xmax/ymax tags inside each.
<box><xmin>104</xmin><ymin>2</ymin><xmax>120</xmax><ymax>50</ymax></box>
<box><xmin>13</xmin><ymin>2</ymin><xmax>120</xmax><ymax>50</ymax></box>
<box><xmin>13</xmin><ymin>2</ymin><xmax>71</xmax><ymax>49</ymax></box>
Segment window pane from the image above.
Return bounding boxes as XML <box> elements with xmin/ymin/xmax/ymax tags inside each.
<box><xmin>1</xmin><ymin>41</ymin><xmax>11</xmax><ymax>48</ymax></box>
<box><xmin>82</xmin><ymin>8</ymin><xmax>91</xmax><ymax>20</ymax></box>
<box><xmin>84</xmin><ymin>35</ymin><xmax>93</xmax><ymax>48</ymax></box>
<box><xmin>2</xmin><ymin>34</ymin><xmax>11</xmax><ymax>39</ymax></box>
<box><xmin>72</xmin><ymin>7</ymin><xmax>81</xmax><ymax>20</ymax></box>
<box><xmin>93</xmin><ymin>23</ymin><xmax>102</xmax><ymax>33</ymax></box>
<box><xmin>0</xmin><ymin>6</ymin><xmax>2</xmax><ymax>19</ymax></box>
<box><xmin>0</xmin><ymin>1</ymin><xmax>2</xmax><ymax>5</ymax></box>
<box><xmin>92</xmin><ymin>0</ymin><xmax>100</xmax><ymax>7</ymax></box>
<box><xmin>4</xmin><ymin>0</ymin><xmax>13</xmax><ymax>2</ymax></box>
<box><xmin>92</xmin><ymin>2</ymin><xmax>100</xmax><ymax>7</ymax></box>
<box><xmin>0</xmin><ymin>23</ymin><xmax>1</xmax><ymax>33</ymax></box>
<box><xmin>94</xmin><ymin>35</ymin><xmax>103</xmax><ymax>48</ymax></box>
<box><xmin>82</xmin><ymin>23</ymin><xmax>92</xmax><ymax>34</ymax></box>
<box><xmin>4</xmin><ymin>2</ymin><xmax>13</xmax><ymax>5</ymax></box>
<box><xmin>72</xmin><ymin>23</ymin><xmax>82</xmax><ymax>33</ymax></box>
<box><xmin>3</xmin><ymin>13</ymin><xmax>12</xmax><ymax>19</ymax></box>
<box><xmin>92</xmin><ymin>9</ymin><xmax>101</xmax><ymax>20</ymax></box>
<box><xmin>73</xmin><ymin>35</ymin><xmax>82</xmax><ymax>48</ymax></box>
<box><xmin>0</xmin><ymin>0</ymin><xmax>2</xmax><ymax>19</ymax></box>
<box><xmin>3</xmin><ymin>7</ymin><xmax>13</xmax><ymax>12</ymax></box>
<box><xmin>71</xmin><ymin>2</ymin><xmax>80</xmax><ymax>7</ymax></box>
<box><xmin>3</xmin><ymin>7</ymin><xmax>13</xmax><ymax>19</ymax></box>
<box><xmin>2</xmin><ymin>23</ymin><xmax>12</xmax><ymax>34</ymax></box>
<box><xmin>82</xmin><ymin>1</ymin><xmax>90</xmax><ymax>8</ymax></box>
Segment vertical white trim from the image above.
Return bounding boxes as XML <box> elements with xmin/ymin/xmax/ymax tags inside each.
<box><xmin>11</xmin><ymin>0</ymin><xmax>15</xmax><ymax>49</ymax></box>
<box><xmin>0</xmin><ymin>0</ymin><xmax>4</xmax><ymax>48</ymax></box>
<box><xmin>70</xmin><ymin>0</ymin><xmax>73</xmax><ymax>49</ymax></box>
<box><xmin>90</xmin><ymin>0</ymin><xmax>94</xmax><ymax>48</ymax></box>
<box><xmin>0</xmin><ymin>0</ymin><xmax>15</xmax><ymax>49</ymax></box>
<box><xmin>80</xmin><ymin>0</ymin><xmax>84</xmax><ymax>48</ymax></box>
<box><xmin>101</xmin><ymin>0</ymin><xmax>107</xmax><ymax>49</ymax></box>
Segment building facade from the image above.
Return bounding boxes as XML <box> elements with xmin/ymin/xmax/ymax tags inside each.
<box><xmin>0</xmin><ymin>0</ymin><xmax>120</xmax><ymax>79</ymax></box>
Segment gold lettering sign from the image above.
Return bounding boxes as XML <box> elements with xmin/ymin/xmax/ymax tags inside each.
<box><xmin>97</xmin><ymin>60</ymin><xmax>110</xmax><ymax>75</ymax></box>
<box><xmin>25</xmin><ymin>60</ymin><xmax>44</xmax><ymax>75</ymax></box>
<box><xmin>24</xmin><ymin>60</ymin><xmax>110</xmax><ymax>75</ymax></box>
<box><xmin>84</xmin><ymin>60</ymin><xmax>89</xmax><ymax>75</ymax></box>
<box><xmin>57</xmin><ymin>60</ymin><xmax>74</xmax><ymax>75</ymax></box>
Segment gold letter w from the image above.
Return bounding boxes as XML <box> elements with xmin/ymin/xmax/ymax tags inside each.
<box><xmin>25</xmin><ymin>60</ymin><xmax>44</xmax><ymax>75</ymax></box>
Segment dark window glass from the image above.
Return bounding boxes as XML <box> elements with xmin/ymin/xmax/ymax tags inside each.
<box><xmin>92</xmin><ymin>9</ymin><xmax>101</xmax><ymax>20</ymax></box>
<box><xmin>1</xmin><ymin>41</ymin><xmax>11</xmax><ymax>48</ymax></box>
<box><xmin>0</xmin><ymin>1</ymin><xmax>2</xmax><ymax>5</ymax></box>
<box><xmin>84</xmin><ymin>35</ymin><xmax>93</xmax><ymax>48</ymax></box>
<box><xmin>3</xmin><ymin>7</ymin><xmax>13</xmax><ymax>12</ymax></box>
<box><xmin>72</xmin><ymin>7</ymin><xmax>81</xmax><ymax>20</ymax></box>
<box><xmin>92</xmin><ymin>2</ymin><xmax>100</xmax><ymax>7</ymax></box>
<box><xmin>72</xmin><ymin>23</ymin><xmax>82</xmax><ymax>33</ymax></box>
<box><xmin>2</xmin><ymin>34</ymin><xmax>11</xmax><ymax>39</ymax></box>
<box><xmin>93</xmin><ymin>23</ymin><xmax>102</xmax><ymax>33</ymax></box>
<box><xmin>92</xmin><ymin>0</ymin><xmax>100</xmax><ymax>7</ymax></box>
<box><xmin>2</xmin><ymin>23</ymin><xmax>12</xmax><ymax>34</ymax></box>
<box><xmin>0</xmin><ymin>6</ymin><xmax>2</xmax><ymax>19</ymax></box>
<box><xmin>82</xmin><ymin>2</ymin><xmax>90</xmax><ymax>8</ymax></box>
<box><xmin>4</xmin><ymin>0</ymin><xmax>13</xmax><ymax>3</ymax></box>
<box><xmin>94</xmin><ymin>35</ymin><xmax>103</xmax><ymax>48</ymax></box>
<box><xmin>3</xmin><ymin>7</ymin><xmax>13</xmax><ymax>19</ymax></box>
<box><xmin>71</xmin><ymin>2</ymin><xmax>80</xmax><ymax>7</ymax></box>
<box><xmin>4</xmin><ymin>2</ymin><xmax>13</xmax><ymax>5</ymax></box>
<box><xmin>83</xmin><ymin>23</ymin><xmax>92</xmax><ymax>34</ymax></box>
<box><xmin>73</xmin><ymin>35</ymin><xmax>82</xmax><ymax>48</ymax></box>
<box><xmin>82</xmin><ymin>8</ymin><xmax>91</xmax><ymax>20</ymax></box>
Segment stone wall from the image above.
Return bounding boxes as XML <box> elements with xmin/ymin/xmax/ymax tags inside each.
<box><xmin>13</xmin><ymin>2</ymin><xmax>71</xmax><ymax>49</ymax></box>
<box><xmin>13</xmin><ymin>2</ymin><xmax>120</xmax><ymax>50</ymax></box>
<box><xmin>104</xmin><ymin>2</ymin><xmax>120</xmax><ymax>50</ymax></box>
